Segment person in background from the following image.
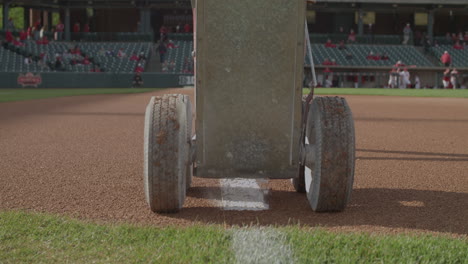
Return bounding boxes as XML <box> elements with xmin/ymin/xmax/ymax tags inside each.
<box><xmin>388</xmin><ymin>68</ymin><xmax>399</xmax><ymax>88</ymax></box>
<box><xmin>130</xmin><ymin>53</ymin><xmax>140</xmax><ymax>61</ymax></box>
<box><xmin>442</xmin><ymin>68</ymin><xmax>451</xmax><ymax>89</ymax></box>
<box><xmin>117</xmin><ymin>48</ymin><xmax>127</xmax><ymax>58</ymax></box>
<box><xmin>160</xmin><ymin>25</ymin><xmax>168</xmax><ymax>40</ymax></box>
<box><xmin>414</xmin><ymin>75</ymin><xmax>421</xmax><ymax>89</ymax></box>
<box><xmin>19</xmin><ymin>30</ymin><xmax>28</xmax><ymax>42</ymax></box>
<box><xmin>325</xmin><ymin>39</ymin><xmax>336</xmax><ymax>48</ymax></box>
<box><xmin>402</xmin><ymin>68</ymin><xmax>411</xmax><ymax>88</ymax></box>
<box><xmin>322</xmin><ymin>58</ymin><xmax>332</xmax><ymax>65</ymax></box>
<box><xmin>83</xmin><ymin>56</ymin><xmax>91</xmax><ymax>65</ymax></box>
<box><xmin>5</xmin><ymin>30</ymin><xmax>14</xmax><ymax>42</ymax></box>
<box><xmin>348</xmin><ymin>29</ymin><xmax>356</xmax><ymax>43</ymax></box>
<box><xmin>453</xmin><ymin>41</ymin><xmax>464</xmax><ymax>50</ymax></box>
<box><xmin>83</xmin><ymin>23</ymin><xmax>90</xmax><ymax>33</ymax></box>
<box><xmin>450</xmin><ymin>68</ymin><xmax>459</xmax><ymax>89</ymax></box>
<box><xmin>440</xmin><ymin>51</ymin><xmax>451</xmax><ymax>67</ymax></box>
<box><xmin>338</xmin><ymin>40</ymin><xmax>347</xmax><ymax>50</ymax></box>
<box><xmin>132</xmin><ymin>72</ymin><xmax>144</xmax><ymax>88</ymax></box>
<box><xmin>135</xmin><ymin>63</ymin><xmax>144</xmax><ymax>73</ymax></box>
<box><xmin>6</xmin><ymin>18</ymin><xmax>15</xmax><ymax>31</ymax></box>
<box><xmin>166</xmin><ymin>39</ymin><xmax>179</xmax><ymax>49</ymax></box>
<box><xmin>184</xmin><ymin>23</ymin><xmax>191</xmax><ymax>33</ymax></box>
<box><xmin>24</xmin><ymin>56</ymin><xmax>33</xmax><ymax>65</ymax></box>
<box><xmin>56</xmin><ymin>20</ymin><xmax>65</xmax><ymax>41</ymax></box>
<box><xmin>158</xmin><ymin>42</ymin><xmax>167</xmax><ymax>63</ymax></box>
<box><xmin>73</xmin><ymin>22</ymin><xmax>80</xmax><ymax>33</ymax></box>
<box><xmin>394</xmin><ymin>60</ymin><xmax>405</xmax><ymax>68</ymax></box>
<box><xmin>402</xmin><ymin>23</ymin><xmax>412</xmax><ymax>45</ymax></box>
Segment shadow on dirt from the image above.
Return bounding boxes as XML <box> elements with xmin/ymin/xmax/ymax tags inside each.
<box><xmin>178</xmin><ymin>187</ymin><xmax>468</xmax><ymax>235</ymax></box>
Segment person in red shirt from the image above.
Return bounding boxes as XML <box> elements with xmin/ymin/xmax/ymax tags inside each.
<box><xmin>394</xmin><ymin>60</ymin><xmax>405</xmax><ymax>68</ymax></box>
<box><xmin>91</xmin><ymin>67</ymin><xmax>102</xmax><ymax>73</ymax></box>
<box><xmin>73</xmin><ymin>22</ymin><xmax>80</xmax><ymax>33</ymax></box>
<box><xmin>34</xmin><ymin>19</ymin><xmax>42</xmax><ymax>31</ymax></box>
<box><xmin>442</xmin><ymin>68</ymin><xmax>451</xmax><ymax>89</ymax></box>
<box><xmin>5</xmin><ymin>30</ymin><xmax>14</xmax><ymax>43</ymax></box>
<box><xmin>440</xmin><ymin>51</ymin><xmax>451</xmax><ymax>67</ymax></box>
<box><xmin>166</xmin><ymin>39</ymin><xmax>178</xmax><ymax>49</ymax></box>
<box><xmin>83</xmin><ymin>24</ymin><xmax>90</xmax><ymax>33</ymax></box>
<box><xmin>160</xmin><ymin>25</ymin><xmax>168</xmax><ymax>40</ymax></box>
<box><xmin>325</xmin><ymin>39</ymin><xmax>336</xmax><ymax>48</ymax></box>
<box><xmin>453</xmin><ymin>41</ymin><xmax>464</xmax><ymax>50</ymax></box>
<box><xmin>130</xmin><ymin>53</ymin><xmax>140</xmax><ymax>61</ymax></box>
<box><xmin>184</xmin><ymin>23</ymin><xmax>191</xmax><ymax>33</ymax></box>
<box><xmin>36</xmin><ymin>36</ymin><xmax>49</xmax><ymax>45</ymax></box>
<box><xmin>56</xmin><ymin>20</ymin><xmax>65</xmax><ymax>41</ymax></box>
<box><xmin>348</xmin><ymin>29</ymin><xmax>356</xmax><ymax>43</ymax></box>
<box><xmin>83</xmin><ymin>56</ymin><xmax>91</xmax><ymax>65</ymax></box>
<box><xmin>13</xmin><ymin>38</ymin><xmax>24</xmax><ymax>47</ymax></box>
<box><xmin>19</xmin><ymin>30</ymin><xmax>28</xmax><ymax>42</ymax></box>
<box><xmin>322</xmin><ymin>58</ymin><xmax>332</xmax><ymax>65</ymax></box>
<box><xmin>135</xmin><ymin>63</ymin><xmax>144</xmax><ymax>73</ymax></box>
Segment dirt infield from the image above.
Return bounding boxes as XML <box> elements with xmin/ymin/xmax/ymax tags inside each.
<box><xmin>1</xmin><ymin>89</ymin><xmax>467</xmax><ymax>237</ymax></box>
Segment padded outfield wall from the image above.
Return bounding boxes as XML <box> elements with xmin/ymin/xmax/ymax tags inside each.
<box><xmin>0</xmin><ymin>72</ymin><xmax>194</xmax><ymax>88</ymax></box>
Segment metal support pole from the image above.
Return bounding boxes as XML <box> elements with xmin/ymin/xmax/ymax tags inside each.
<box><xmin>357</xmin><ymin>9</ymin><xmax>364</xmax><ymax>36</ymax></box>
<box><xmin>427</xmin><ymin>10</ymin><xmax>434</xmax><ymax>42</ymax></box>
<box><xmin>2</xmin><ymin>2</ymin><xmax>9</xmax><ymax>30</ymax></box>
<box><xmin>64</xmin><ymin>7</ymin><xmax>70</xmax><ymax>41</ymax></box>
<box><xmin>305</xmin><ymin>21</ymin><xmax>317</xmax><ymax>88</ymax></box>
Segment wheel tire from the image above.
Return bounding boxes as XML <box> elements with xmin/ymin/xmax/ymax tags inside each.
<box><xmin>305</xmin><ymin>96</ymin><xmax>355</xmax><ymax>212</ymax></box>
<box><xmin>144</xmin><ymin>94</ymin><xmax>191</xmax><ymax>213</ymax></box>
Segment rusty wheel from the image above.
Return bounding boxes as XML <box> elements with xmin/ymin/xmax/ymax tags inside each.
<box><xmin>304</xmin><ymin>97</ymin><xmax>355</xmax><ymax>212</ymax></box>
<box><xmin>144</xmin><ymin>94</ymin><xmax>192</xmax><ymax>213</ymax></box>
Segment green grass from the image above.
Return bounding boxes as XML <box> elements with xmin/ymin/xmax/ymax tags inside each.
<box><xmin>0</xmin><ymin>211</ymin><xmax>233</xmax><ymax>264</ymax></box>
<box><xmin>287</xmin><ymin>227</ymin><xmax>468</xmax><ymax>264</ymax></box>
<box><xmin>1</xmin><ymin>211</ymin><xmax>467</xmax><ymax>263</ymax></box>
<box><xmin>0</xmin><ymin>88</ymin><xmax>160</xmax><ymax>103</ymax></box>
<box><xmin>309</xmin><ymin>88</ymin><xmax>468</xmax><ymax>98</ymax></box>
<box><xmin>1</xmin><ymin>87</ymin><xmax>466</xmax><ymax>104</ymax></box>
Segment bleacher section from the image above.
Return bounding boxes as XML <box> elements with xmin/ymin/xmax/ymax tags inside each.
<box><xmin>310</xmin><ymin>34</ymin><xmax>402</xmax><ymax>45</ymax></box>
<box><xmin>80</xmin><ymin>42</ymin><xmax>151</xmax><ymax>73</ymax></box>
<box><xmin>1</xmin><ymin>41</ymin><xmax>152</xmax><ymax>73</ymax></box>
<box><xmin>164</xmin><ymin>40</ymin><xmax>194</xmax><ymax>73</ymax></box>
<box><xmin>430</xmin><ymin>45</ymin><xmax>468</xmax><ymax>68</ymax></box>
<box><xmin>310</xmin><ymin>44</ymin><xmax>434</xmax><ymax>67</ymax></box>
<box><xmin>0</xmin><ymin>45</ymin><xmax>47</xmax><ymax>72</ymax></box>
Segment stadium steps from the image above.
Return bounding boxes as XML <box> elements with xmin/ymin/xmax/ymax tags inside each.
<box><xmin>145</xmin><ymin>44</ymin><xmax>161</xmax><ymax>72</ymax></box>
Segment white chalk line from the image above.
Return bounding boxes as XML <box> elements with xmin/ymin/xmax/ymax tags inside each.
<box><xmin>219</xmin><ymin>178</ymin><xmax>269</xmax><ymax>211</ymax></box>
<box><xmin>232</xmin><ymin>227</ymin><xmax>294</xmax><ymax>264</ymax></box>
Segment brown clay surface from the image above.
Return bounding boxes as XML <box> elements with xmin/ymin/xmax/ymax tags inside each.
<box><xmin>1</xmin><ymin>89</ymin><xmax>467</xmax><ymax>237</ymax></box>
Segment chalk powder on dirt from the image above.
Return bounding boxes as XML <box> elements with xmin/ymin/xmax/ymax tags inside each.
<box><xmin>219</xmin><ymin>178</ymin><xmax>269</xmax><ymax>211</ymax></box>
